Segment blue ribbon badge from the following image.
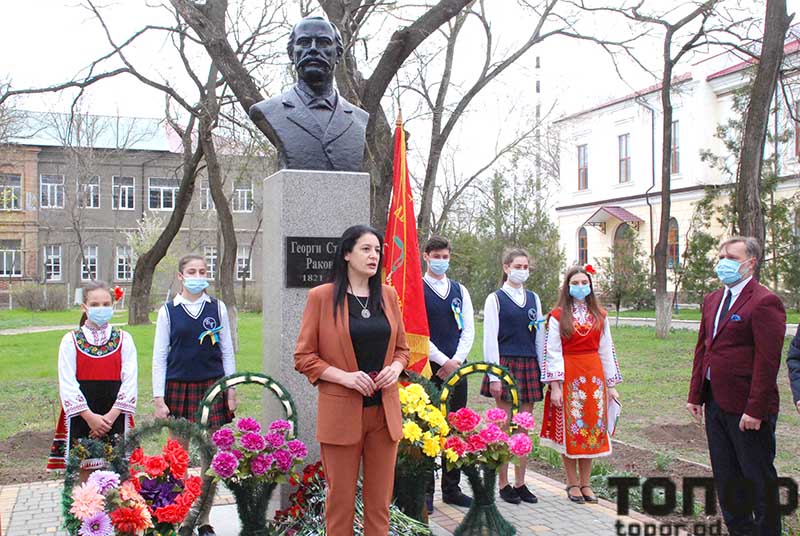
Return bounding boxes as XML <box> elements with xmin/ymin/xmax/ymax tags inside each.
<box><xmin>199</xmin><ymin>317</ymin><xmax>223</xmax><ymax>345</ymax></box>
<box><xmin>527</xmin><ymin>308</ymin><xmax>544</xmax><ymax>333</ymax></box>
<box><xmin>451</xmin><ymin>298</ymin><xmax>464</xmax><ymax>331</ymax></box>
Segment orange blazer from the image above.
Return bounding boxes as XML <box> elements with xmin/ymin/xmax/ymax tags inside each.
<box><xmin>294</xmin><ymin>283</ymin><xmax>410</xmax><ymax>445</ymax></box>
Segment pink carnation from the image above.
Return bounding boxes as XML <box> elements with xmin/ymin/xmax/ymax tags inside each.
<box><xmin>241</xmin><ymin>432</ymin><xmax>266</xmax><ymax>452</ymax></box>
<box><xmin>286</xmin><ymin>439</ymin><xmax>307</xmax><ymax>460</ymax></box>
<box><xmin>512</xmin><ymin>412</ymin><xmax>535</xmax><ymax>430</ymax></box>
<box><xmin>485</xmin><ymin>408</ymin><xmax>508</xmax><ymax>424</ymax></box>
<box><xmin>264</xmin><ymin>433</ymin><xmax>285</xmax><ymax>449</ymax></box>
<box><xmin>211</xmin><ymin>451</ymin><xmax>239</xmax><ymax>479</ymax></box>
<box><xmin>478</xmin><ymin>423</ymin><xmax>506</xmax><ymax>444</ymax></box>
<box><xmin>212</xmin><ymin>428</ymin><xmax>235</xmax><ymax>450</ymax></box>
<box><xmin>448</xmin><ymin>407</ymin><xmax>481</xmax><ymax>433</ymax></box>
<box><xmin>237</xmin><ymin>417</ymin><xmax>262</xmax><ymax>433</ymax></box>
<box><xmin>273</xmin><ymin>449</ymin><xmax>293</xmax><ymax>472</ymax></box>
<box><xmin>465</xmin><ymin>434</ymin><xmax>487</xmax><ymax>453</ymax></box>
<box><xmin>444</xmin><ymin>436</ymin><xmax>467</xmax><ymax>457</ymax></box>
<box><xmin>231</xmin><ymin>449</ymin><xmax>245</xmax><ymax>460</ymax></box>
<box><xmin>250</xmin><ymin>454</ymin><xmax>273</xmax><ymax>476</ymax></box>
<box><xmin>268</xmin><ymin>420</ymin><xmax>292</xmax><ymax>434</ymax></box>
<box><xmin>508</xmin><ymin>433</ymin><xmax>533</xmax><ymax>457</ymax></box>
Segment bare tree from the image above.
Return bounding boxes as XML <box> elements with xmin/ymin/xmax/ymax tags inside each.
<box><xmin>736</xmin><ymin>0</ymin><xmax>793</xmax><ymax>263</ymax></box>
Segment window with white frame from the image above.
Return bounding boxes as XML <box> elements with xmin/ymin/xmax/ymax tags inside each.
<box><xmin>0</xmin><ymin>174</ymin><xmax>21</xmax><ymax>211</ymax></box>
<box><xmin>112</xmin><ymin>176</ymin><xmax>135</xmax><ymax>210</ymax></box>
<box><xmin>618</xmin><ymin>134</ymin><xmax>631</xmax><ymax>183</ymax></box>
<box><xmin>44</xmin><ymin>245</ymin><xmax>62</xmax><ymax>281</ymax></box>
<box><xmin>0</xmin><ymin>240</ymin><xmax>23</xmax><ymax>277</ymax></box>
<box><xmin>115</xmin><ymin>245</ymin><xmax>133</xmax><ymax>281</ymax></box>
<box><xmin>81</xmin><ymin>244</ymin><xmax>98</xmax><ymax>281</ymax></box>
<box><xmin>148</xmin><ymin>177</ymin><xmax>179</xmax><ymax>210</ymax></box>
<box><xmin>670</xmin><ymin>121</ymin><xmax>680</xmax><ymax>175</ymax></box>
<box><xmin>200</xmin><ymin>180</ymin><xmax>214</xmax><ymax>211</ymax></box>
<box><xmin>232</xmin><ymin>181</ymin><xmax>253</xmax><ymax>212</ymax></box>
<box><xmin>204</xmin><ymin>246</ymin><xmax>217</xmax><ymax>279</ymax></box>
<box><xmin>577</xmin><ymin>145</ymin><xmax>588</xmax><ymax>190</ymax></box>
<box><xmin>40</xmin><ymin>174</ymin><xmax>65</xmax><ymax>209</ymax></box>
<box><xmin>78</xmin><ymin>176</ymin><xmax>100</xmax><ymax>208</ymax></box>
<box><xmin>237</xmin><ymin>245</ymin><xmax>251</xmax><ymax>280</ymax></box>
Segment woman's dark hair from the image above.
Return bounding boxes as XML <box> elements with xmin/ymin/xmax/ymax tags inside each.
<box><xmin>554</xmin><ymin>266</ymin><xmax>606</xmax><ymax>339</ymax></box>
<box><xmin>79</xmin><ymin>280</ymin><xmax>113</xmax><ymax>327</ymax></box>
<box><xmin>329</xmin><ymin>224</ymin><xmax>384</xmax><ymax>322</ymax></box>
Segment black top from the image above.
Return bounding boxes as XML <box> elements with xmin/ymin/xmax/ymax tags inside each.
<box><xmin>347</xmin><ymin>293</ymin><xmax>390</xmax><ymax>407</ymax></box>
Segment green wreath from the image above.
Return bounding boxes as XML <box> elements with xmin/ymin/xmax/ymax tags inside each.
<box><xmin>195</xmin><ymin>372</ymin><xmax>298</xmax><ymax>435</ymax></box>
<box><xmin>439</xmin><ymin>362</ymin><xmax>520</xmax><ymax>416</ymax></box>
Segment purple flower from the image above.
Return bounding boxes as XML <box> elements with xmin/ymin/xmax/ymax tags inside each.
<box><xmin>139</xmin><ymin>476</ymin><xmax>180</xmax><ymax>508</ymax></box>
<box><xmin>78</xmin><ymin>512</ymin><xmax>113</xmax><ymax>536</ymax></box>
<box><xmin>237</xmin><ymin>417</ymin><xmax>262</xmax><ymax>433</ymax></box>
<box><xmin>212</xmin><ymin>428</ymin><xmax>235</xmax><ymax>450</ymax></box>
<box><xmin>268</xmin><ymin>419</ymin><xmax>292</xmax><ymax>434</ymax></box>
<box><xmin>273</xmin><ymin>449</ymin><xmax>293</xmax><ymax>472</ymax></box>
<box><xmin>250</xmin><ymin>454</ymin><xmax>273</xmax><ymax>476</ymax></box>
<box><xmin>264</xmin><ymin>433</ymin><xmax>285</xmax><ymax>449</ymax></box>
<box><xmin>232</xmin><ymin>449</ymin><xmax>245</xmax><ymax>460</ymax></box>
<box><xmin>286</xmin><ymin>439</ymin><xmax>307</xmax><ymax>460</ymax></box>
<box><xmin>241</xmin><ymin>432</ymin><xmax>267</xmax><ymax>452</ymax></box>
<box><xmin>211</xmin><ymin>451</ymin><xmax>239</xmax><ymax>479</ymax></box>
<box><xmin>86</xmin><ymin>471</ymin><xmax>120</xmax><ymax>494</ymax></box>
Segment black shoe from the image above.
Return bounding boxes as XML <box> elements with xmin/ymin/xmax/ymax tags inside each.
<box><xmin>580</xmin><ymin>486</ymin><xmax>598</xmax><ymax>503</ymax></box>
<box><xmin>198</xmin><ymin>525</ymin><xmax>216</xmax><ymax>536</ymax></box>
<box><xmin>499</xmin><ymin>484</ymin><xmax>521</xmax><ymax>504</ymax></box>
<box><xmin>566</xmin><ymin>485</ymin><xmax>585</xmax><ymax>503</ymax></box>
<box><xmin>515</xmin><ymin>484</ymin><xmax>539</xmax><ymax>504</ymax></box>
<box><xmin>426</xmin><ymin>494</ymin><xmax>434</xmax><ymax>514</ymax></box>
<box><xmin>442</xmin><ymin>491</ymin><xmax>473</xmax><ymax>508</ymax></box>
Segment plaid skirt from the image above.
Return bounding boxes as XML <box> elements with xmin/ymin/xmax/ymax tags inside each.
<box><xmin>480</xmin><ymin>356</ymin><xmax>543</xmax><ymax>404</ymax></box>
<box><xmin>165</xmin><ymin>377</ymin><xmax>233</xmax><ymax>430</ymax></box>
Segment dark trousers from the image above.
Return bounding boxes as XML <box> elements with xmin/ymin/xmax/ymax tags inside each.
<box><xmin>704</xmin><ymin>383</ymin><xmax>781</xmax><ymax>536</ymax></box>
<box><xmin>428</xmin><ymin>371</ymin><xmax>468</xmax><ymax>497</ymax></box>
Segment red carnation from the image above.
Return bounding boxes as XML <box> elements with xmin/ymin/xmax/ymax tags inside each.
<box><xmin>129</xmin><ymin>447</ymin><xmax>144</xmax><ymax>466</ymax></box>
<box><xmin>144</xmin><ymin>455</ymin><xmax>168</xmax><ymax>477</ymax></box>
<box><xmin>163</xmin><ymin>440</ymin><xmax>189</xmax><ymax>478</ymax></box>
<box><xmin>584</xmin><ymin>264</ymin><xmax>596</xmax><ymax>275</ymax></box>
<box><xmin>154</xmin><ymin>503</ymin><xmax>189</xmax><ymax>524</ymax></box>
<box><xmin>113</xmin><ymin>286</ymin><xmax>124</xmax><ymax>301</ymax></box>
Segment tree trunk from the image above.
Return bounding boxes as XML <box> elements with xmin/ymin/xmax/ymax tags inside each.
<box><xmin>129</xmin><ymin>140</ymin><xmax>204</xmax><ymax>324</ymax></box>
<box><xmin>736</xmin><ymin>0</ymin><xmax>791</xmax><ymax>277</ymax></box>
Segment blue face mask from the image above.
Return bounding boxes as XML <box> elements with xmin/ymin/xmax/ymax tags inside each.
<box><xmin>184</xmin><ymin>277</ymin><xmax>209</xmax><ymax>294</ymax></box>
<box><xmin>569</xmin><ymin>284</ymin><xmax>592</xmax><ymax>300</ymax></box>
<box><xmin>428</xmin><ymin>259</ymin><xmax>449</xmax><ymax>276</ymax></box>
<box><xmin>87</xmin><ymin>306</ymin><xmax>113</xmax><ymax>327</ymax></box>
<box><xmin>715</xmin><ymin>258</ymin><xmax>745</xmax><ymax>286</ymax></box>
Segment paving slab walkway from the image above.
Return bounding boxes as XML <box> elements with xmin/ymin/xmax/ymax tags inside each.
<box><xmin>1</xmin><ymin>469</ymin><xmax>670</xmax><ymax>536</ymax></box>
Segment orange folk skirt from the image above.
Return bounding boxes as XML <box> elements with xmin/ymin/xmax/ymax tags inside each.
<box><xmin>539</xmin><ymin>350</ymin><xmax>611</xmax><ymax>459</ymax></box>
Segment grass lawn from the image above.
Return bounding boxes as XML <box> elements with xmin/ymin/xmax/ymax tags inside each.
<box><xmin>0</xmin><ymin>308</ymin><xmax>156</xmax><ymax>330</ymax></box>
<box><xmin>0</xmin><ymin>314</ymin><xmax>798</xmax><ymax>481</ymax></box>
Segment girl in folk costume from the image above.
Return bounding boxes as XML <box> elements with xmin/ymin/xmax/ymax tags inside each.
<box><xmin>153</xmin><ymin>254</ymin><xmax>237</xmax><ymax>536</ymax></box>
<box><xmin>48</xmin><ymin>281</ymin><xmax>137</xmax><ymax>471</ymax></box>
<box><xmin>539</xmin><ymin>265</ymin><xmax>622</xmax><ymax>504</ymax></box>
<box><xmin>480</xmin><ymin>248</ymin><xmax>545</xmax><ymax>505</ymax></box>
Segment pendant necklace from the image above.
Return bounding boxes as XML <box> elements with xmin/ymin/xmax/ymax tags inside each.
<box><xmin>351</xmin><ymin>291</ymin><xmax>371</xmax><ymax>319</ymax></box>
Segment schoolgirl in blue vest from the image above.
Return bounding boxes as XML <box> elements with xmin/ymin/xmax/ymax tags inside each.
<box><xmin>152</xmin><ymin>254</ymin><xmax>237</xmax><ymax>536</ymax></box>
<box><xmin>422</xmin><ymin>235</ymin><xmax>475</xmax><ymax>510</ymax></box>
<box><xmin>480</xmin><ymin>248</ymin><xmax>545</xmax><ymax>505</ymax></box>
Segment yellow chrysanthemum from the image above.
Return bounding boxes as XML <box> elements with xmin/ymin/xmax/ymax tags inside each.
<box><xmin>422</xmin><ymin>434</ymin><xmax>441</xmax><ymax>457</ymax></box>
<box><xmin>445</xmin><ymin>448</ymin><xmax>459</xmax><ymax>464</ymax></box>
<box><xmin>403</xmin><ymin>421</ymin><xmax>423</xmax><ymax>443</ymax></box>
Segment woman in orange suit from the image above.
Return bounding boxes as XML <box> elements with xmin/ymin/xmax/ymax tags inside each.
<box><xmin>294</xmin><ymin>224</ymin><xmax>410</xmax><ymax>536</ymax></box>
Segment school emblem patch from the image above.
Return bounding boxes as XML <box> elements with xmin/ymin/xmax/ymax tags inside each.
<box><xmin>202</xmin><ymin>317</ymin><xmax>218</xmax><ymax>330</ymax></box>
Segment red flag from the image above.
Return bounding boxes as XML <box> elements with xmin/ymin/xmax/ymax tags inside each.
<box><xmin>383</xmin><ymin>113</ymin><xmax>432</xmax><ymax>379</ymax></box>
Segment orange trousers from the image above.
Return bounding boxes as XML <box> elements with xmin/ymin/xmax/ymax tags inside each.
<box><xmin>320</xmin><ymin>404</ymin><xmax>399</xmax><ymax>536</ymax></box>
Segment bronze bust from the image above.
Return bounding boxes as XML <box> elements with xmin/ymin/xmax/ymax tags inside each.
<box><xmin>249</xmin><ymin>17</ymin><xmax>369</xmax><ymax>172</ymax></box>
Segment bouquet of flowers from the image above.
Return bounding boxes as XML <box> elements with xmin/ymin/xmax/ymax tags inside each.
<box><xmin>443</xmin><ymin>407</ymin><xmax>535</xmax><ymax>470</ymax></box>
<box><xmin>207</xmin><ymin>417</ymin><xmax>307</xmax><ymax>536</ymax></box>
<box><xmin>398</xmin><ymin>383</ymin><xmax>450</xmax><ymax>470</ymax></box>
<box><xmin>68</xmin><ymin>470</ymin><xmax>153</xmax><ymax>536</ymax></box>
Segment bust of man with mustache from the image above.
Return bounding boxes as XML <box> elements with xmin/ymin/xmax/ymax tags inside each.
<box><xmin>249</xmin><ymin>17</ymin><xmax>369</xmax><ymax>172</ymax></box>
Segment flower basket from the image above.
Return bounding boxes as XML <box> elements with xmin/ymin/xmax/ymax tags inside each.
<box><xmin>457</xmin><ymin>464</ymin><xmax>515</xmax><ymax>536</ymax></box>
<box><xmin>226</xmin><ymin>479</ymin><xmax>276</xmax><ymax>536</ymax></box>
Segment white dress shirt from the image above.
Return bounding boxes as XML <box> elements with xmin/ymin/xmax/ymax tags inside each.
<box><xmin>58</xmin><ymin>324</ymin><xmax>138</xmax><ymax>418</ymax></box>
<box><xmin>424</xmin><ymin>273</ymin><xmax>475</xmax><ymax>366</ymax></box>
<box><xmin>152</xmin><ymin>293</ymin><xmax>236</xmax><ymax>398</ymax></box>
<box><xmin>542</xmin><ymin>302</ymin><xmax>622</xmax><ymax>387</ymax></box>
<box><xmin>707</xmin><ymin>275</ymin><xmax>752</xmax><ymax>380</ymax></box>
<box><xmin>482</xmin><ymin>283</ymin><xmax>545</xmax><ymax>382</ymax></box>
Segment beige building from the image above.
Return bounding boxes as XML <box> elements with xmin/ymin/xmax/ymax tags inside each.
<box><xmin>555</xmin><ymin>41</ymin><xmax>800</xmax><ymax>287</ymax></box>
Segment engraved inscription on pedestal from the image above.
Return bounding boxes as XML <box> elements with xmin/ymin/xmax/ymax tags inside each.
<box><xmin>285</xmin><ymin>236</ymin><xmax>337</xmax><ymax>288</ymax></box>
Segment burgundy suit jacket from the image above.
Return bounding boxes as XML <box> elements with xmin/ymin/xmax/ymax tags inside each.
<box><xmin>294</xmin><ymin>283</ymin><xmax>410</xmax><ymax>445</ymax></box>
<box><xmin>687</xmin><ymin>278</ymin><xmax>786</xmax><ymax>419</ymax></box>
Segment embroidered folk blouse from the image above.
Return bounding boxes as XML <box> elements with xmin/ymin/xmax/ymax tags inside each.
<box><xmin>541</xmin><ymin>302</ymin><xmax>622</xmax><ymax>387</ymax></box>
<box><xmin>57</xmin><ymin>324</ymin><xmax>138</xmax><ymax>418</ymax></box>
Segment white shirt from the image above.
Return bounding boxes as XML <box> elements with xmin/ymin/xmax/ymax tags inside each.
<box><xmin>423</xmin><ymin>273</ymin><xmax>475</xmax><ymax>366</ymax></box>
<box><xmin>152</xmin><ymin>293</ymin><xmax>236</xmax><ymax>398</ymax></box>
<box><xmin>482</xmin><ymin>283</ymin><xmax>545</xmax><ymax>382</ymax></box>
<box><xmin>58</xmin><ymin>324</ymin><xmax>138</xmax><ymax>418</ymax></box>
<box><xmin>542</xmin><ymin>302</ymin><xmax>622</xmax><ymax>387</ymax></box>
<box><xmin>707</xmin><ymin>276</ymin><xmax>752</xmax><ymax>380</ymax></box>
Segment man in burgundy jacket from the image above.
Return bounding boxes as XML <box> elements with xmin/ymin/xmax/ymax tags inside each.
<box><xmin>687</xmin><ymin>236</ymin><xmax>786</xmax><ymax>536</ymax></box>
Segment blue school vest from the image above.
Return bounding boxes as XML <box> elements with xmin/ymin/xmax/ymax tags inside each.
<box><xmin>424</xmin><ymin>279</ymin><xmax>464</xmax><ymax>360</ymax></box>
<box><xmin>165</xmin><ymin>297</ymin><xmax>225</xmax><ymax>381</ymax></box>
<box><xmin>495</xmin><ymin>289</ymin><xmax>538</xmax><ymax>358</ymax></box>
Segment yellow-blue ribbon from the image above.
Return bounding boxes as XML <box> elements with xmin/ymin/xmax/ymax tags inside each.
<box><xmin>528</xmin><ymin>318</ymin><xmax>545</xmax><ymax>333</ymax></box>
<box><xmin>198</xmin><ymin>326</ymin><xmax>223</xmax><ymax>345</ymax></box>
<box><xmin>451</xmin><ymin>302</ymin><xmax>464</xmax><ymax>331</ymax></box>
